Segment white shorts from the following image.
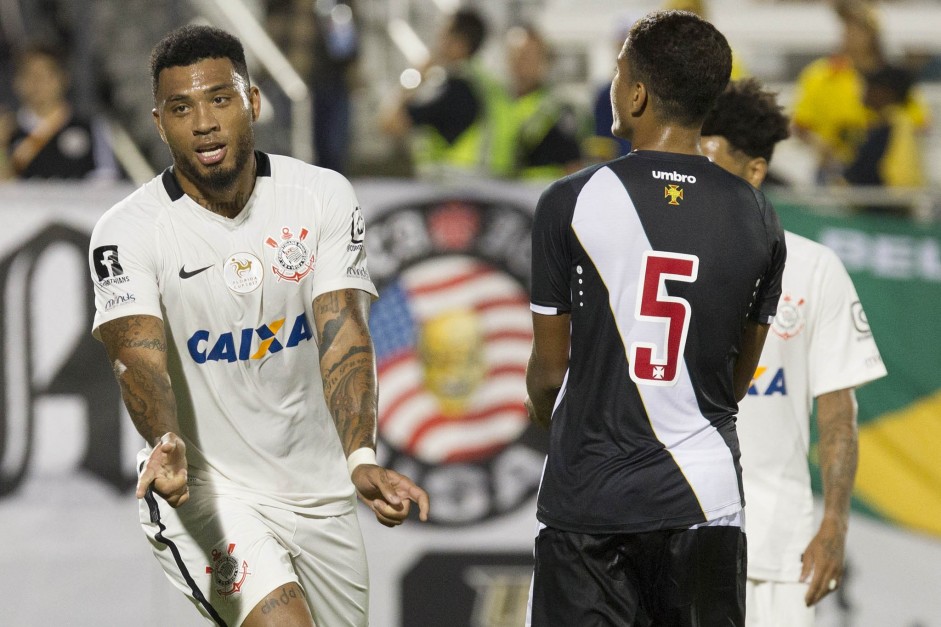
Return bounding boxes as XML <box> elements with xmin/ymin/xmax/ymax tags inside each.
<box><xmin>138</xmin><ymin>479</ymin><xmax>368</xmax><ymax>626</ymax></box>
<box><xmin>745</xmin><ymin>578</ymin><xmax>814</xmax><ymax>627</ymax></box>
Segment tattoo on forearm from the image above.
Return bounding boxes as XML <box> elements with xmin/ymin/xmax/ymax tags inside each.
<box><xmin>324</xmin><ymin>352</ymin><xmax>376</xmax><ymax>453</ymax></box>
<box><xmin>117</xmin><ymin>361</ymin><xmax>176</xmax><ymax>444</ymax></box>
<box><xmin>817</xmin><ymin>392</ymin><xmax>858</xmax><ymax>525</ymax></box>
<box><xmin>820</xmin><ymin>423</ymin><xmax>857</xmax><ymax>507</ymax></box>
<box><xmin>100</xmin><ymin>316</ymin><xmax>176</xmax><ymax>444</ymax></box>
<box><xmin>315</xmin><ymin>291</ymin><xmax>378</xmax><ymax>455</ymax></box>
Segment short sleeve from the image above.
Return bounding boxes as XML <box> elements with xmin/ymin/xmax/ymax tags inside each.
<box><xmin>750</xmin><ymin>192</ymin><xmax>786</xmax><ymax>324</ymax></box>
<box><xmin>310</xmin><ymin>170</ymin><xmax>379</xmax><ymax>301</ymax></box>
<box><xmin>807</xmin><ymin>250</ymin><xmax>887</xmax><ymax>396</ymax></box>
<box><xmin>530</xmin><ymin>180</ymin><xmax>574</xmax><ymax>315</ymax></box>
<box><xmin>89</xmin><ymin>208</ymin><xmax>163</xmax><ymax>338</ymax></box>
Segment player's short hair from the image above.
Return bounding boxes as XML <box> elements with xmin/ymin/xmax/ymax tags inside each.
<box><xmin>624</xmin><ymin>10</ymin><xmax>731</xmax><ymax>126</ymax></box>
<box><xmin>449</xmin><ymin>9</ymin><xmax>488</xmax><ymax>57</ymax></box>
<box><xmin>150</xmin><ymin>25</ymin><xmax>250</xmax><ymax>98</ymax></box>
<box><xmin>701</xmin><ymin>79</ymin><xmax>790</xmax><ymax>162</ymax></box>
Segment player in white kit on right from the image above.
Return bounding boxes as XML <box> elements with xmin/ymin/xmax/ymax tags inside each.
<box><xmin>702</xmin><ymin>78</ymin><xmax>887</xmax><ymax>626</ymax></box>
<box><xmin>88</xmin><ymin>25</ymin><xmax>429</xmax><ymax>627</ymax></box>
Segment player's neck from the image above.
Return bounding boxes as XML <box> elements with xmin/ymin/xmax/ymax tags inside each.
<box><xmin>180</xmin><ymin>155</ymin><xmax>257</xmax><ymax>219</ymax></box>
<box><xmin>630</xmin><ymin>123</ymin><xmax>704</xmax><ymax>156</ymax></box>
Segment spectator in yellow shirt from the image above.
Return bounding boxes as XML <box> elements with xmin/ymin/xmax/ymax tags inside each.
<box><xmin>791</xmin><ymin>0</ymin><xmax>930</xmax><ymax>184</ymax></box>
<box><xmin>844</xmin><ymin>65</ymin><xmax>924</xmax><ymax>194</ymax></box>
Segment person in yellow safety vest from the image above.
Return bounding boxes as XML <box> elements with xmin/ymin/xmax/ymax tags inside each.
<box><xmin>501</xmin><ymin>25</ymin><xmax>584</xmax><ymax>181</ymax></box>
<box><xmin>379</xmin><ymin>8</ymin><xmax>512</xmax><ymax>180</ymax></box>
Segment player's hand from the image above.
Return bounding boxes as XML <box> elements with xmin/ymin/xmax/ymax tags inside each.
<box><xmin>525</xmin><ymin>397</ymin><xmax>550</xmax><ymax>429</ymax></box>
<box><xmin>137</xmin><ymin>432</ymin><xmax>189</xmax><ymax>508</ymax></box>
<box><xmin>351</xmin><ymin>465</ymin><xmax>430</xmax><ymax>527</ymax></box>
<box><xmin>800</xmin><ymin>517</ymin><xmax>847</xmax><ymax>606</ymax></box>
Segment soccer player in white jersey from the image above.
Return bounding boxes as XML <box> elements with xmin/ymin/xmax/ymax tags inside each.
<box><xmin>87</xmin><ymin>25</ymin><xmax>429</xmax><ymax>627</ymax></box>
<box><xmin>702</xmin><ymin>78</ymin><xmax>887</xmax><ymax>626</ymax></box>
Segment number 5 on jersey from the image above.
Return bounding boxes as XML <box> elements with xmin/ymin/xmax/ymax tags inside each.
<box><xmin>629</xmin><ymin>251</ymin><xmax>699</xmax><ymax>386</ymax></box>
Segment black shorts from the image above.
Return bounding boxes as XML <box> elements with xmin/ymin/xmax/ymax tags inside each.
<box><xmin>530</xmin><ymin>524</ymin><xmax>746</xmax><ymax>626</ymax></box>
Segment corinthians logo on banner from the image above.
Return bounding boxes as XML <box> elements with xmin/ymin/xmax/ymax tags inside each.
<box><xmin>367</xmin><ymin>197</ymin><xmax>547</xmax><ymax>525</ymax></box>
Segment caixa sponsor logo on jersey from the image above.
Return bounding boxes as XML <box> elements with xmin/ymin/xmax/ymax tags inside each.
<box><xmin>651</xmin><ymin>170</ymin><xmax>697</xmax><ymax>183</ymax></box>
<box><xmin>187</xmin><ymin>313</ymin><xmax>313</xmax><ymax>364</ymax></box>
<box><xmin>747</xmin><ymin>366</ymin><xmax>788</xmax><ymax>396</ymax></box>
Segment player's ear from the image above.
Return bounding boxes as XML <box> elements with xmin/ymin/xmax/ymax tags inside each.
<box><xmin>745</xmin><ymin>156</ymin><xmax>768</xmax><ymax>188</ymax></box>
<box><xmin>249</xmin><ymin>86</ymin><xmax>261</xmax><ymax>122</ymax></box>
<box><xmin>630</xmin><ymin>81</ymin><xmax>648</xmax><ymax>116</ymax></box>
<box><xmin>152</xmin><ymin>108</ymin><xmax>168</xmax><ymax>145</ymax></box>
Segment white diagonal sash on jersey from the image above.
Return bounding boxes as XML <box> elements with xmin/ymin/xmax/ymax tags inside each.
<box><xmin>570</xmin><ymin>166</ymin><xmax>741</xmax><ymax>519</ymax></box>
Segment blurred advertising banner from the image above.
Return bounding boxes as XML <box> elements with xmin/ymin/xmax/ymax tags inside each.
<box><xmin>0</xmin><ymin>180</ymin><xmax>938</xmax><ymax>626</ymax></box>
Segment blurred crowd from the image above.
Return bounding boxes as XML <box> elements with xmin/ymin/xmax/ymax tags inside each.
<box><xmin>0</xmin><ymin>0</ymin><xmax>937</xmax><ymax>216</ymax></box>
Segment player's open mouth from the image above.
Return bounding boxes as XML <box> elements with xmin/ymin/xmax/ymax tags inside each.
<box><xmin>196</xmin><ymin>144</ymin><xmax>226</xmax><ymax>165</ymax></box>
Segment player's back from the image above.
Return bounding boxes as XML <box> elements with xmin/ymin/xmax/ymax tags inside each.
<box><xmin>530</xmin><ymin>150</ymin><xmax>785</xmax><ymax>533</ymax></box>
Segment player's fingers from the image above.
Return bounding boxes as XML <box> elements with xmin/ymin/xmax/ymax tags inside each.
<box><xmin>799</xmin><ymin>551</ymin><xmax>813</xmax><ymax>583</ymax></box>
<box><xmin>371</xmin><ymin>501</ymin><xmax>405</xmax><ymax>527</ymax></box>
<box><xmin>806</xmin><ymin>568</ymin><xmax>837</xmax><ymax>606</ymax></box>
<box><xmin>406</xmin><ymin>484</ymin><xmax>431</xmax><ymax>521</ymax></box>
<box><xmin>373</xmin><ymin>469</ymin><xmax>403</xmax><ymax>506</ymax></box>
<box><xmin>373</xmin><ymin>497</ymin><xmax>409</xmax><ymax>520</ymax></box>
<box><xmin>136</xmin><ymin>468</ymin><xmax>155</xmax><ymax>499</ymax></box>
<box><xmin>166</xmin><ymin>486</ymin><xmax>190</xmax><ymax>508</ymax></box>
<box><xmin>136</xmin><ymin>452</ymin><xmax>164</xmax><ymax>499</ymax></box>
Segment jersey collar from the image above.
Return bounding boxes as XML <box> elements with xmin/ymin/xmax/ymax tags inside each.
<box><xmin>161</xmin><ymin>150</ymin><xmax>272</xmax><ymax>202</ymax></box>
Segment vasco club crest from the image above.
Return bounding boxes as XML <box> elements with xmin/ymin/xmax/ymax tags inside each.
<box><xmin>265</xmin><ymin>226</ymin><xmax>314</xmax><ymax>282</ymax></box>
<box><xmin>366</xmin><ymin>197</ymin><xmax>547</xmax><ymax>526</ymax></box>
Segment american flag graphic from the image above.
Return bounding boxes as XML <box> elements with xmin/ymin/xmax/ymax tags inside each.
<box><xmin>370</xmin><ymin>255</ymin><xmax>532</xmax><ymax>464</ymax></box>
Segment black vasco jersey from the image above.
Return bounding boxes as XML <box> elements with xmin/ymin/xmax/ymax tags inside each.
<box><xmin>530</xmin><ymin>150</ymin><xmax>786</xmax><ymax>534</ymax></box>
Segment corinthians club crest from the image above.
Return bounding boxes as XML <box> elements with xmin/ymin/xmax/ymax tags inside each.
<box><xmin>771</xmin><ymin>293</ymin><xmax>806</xmax><ymax>339</ymax></box>
<box><xmin>366</xmin><ymin>196</ymin><xmax>547</xmax><ymax>526</ymax></box>
<box><xmin>265</xmin><ymin>226</ymin><xmax>315</xmax><ymax>282</ymax></box>
<box><xmin>206</xmin><ymin>543</ymin><xmax>250</xmax><ymax>598</ymax></box>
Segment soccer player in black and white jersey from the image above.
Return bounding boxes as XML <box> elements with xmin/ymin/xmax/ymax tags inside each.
<box><xmin>88</xmin><ymin>26</ymin><xmax>428</xmax><ymax>627</ymax></box>
<box><xmin>702</xmin><ymin>79</ymin><xmax>886</xmax><ymax>626</ymax></box>
<box><xmin>525</xmin><ymin>11</ymin><xmax>786</xmax><ymax>626</ymax></box>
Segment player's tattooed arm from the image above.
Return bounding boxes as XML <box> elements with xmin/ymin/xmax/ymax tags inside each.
<box><xmin>800</xmin><ymin>387</ymin><xmax>857</xmax><ymax>604</ymax></box>
<box><xmin>98</xmin><ymin>314</ymin><xmax>180</xmax><ymax>446</ymax></box>
<box><xmin>816</xmin><ymin>387</ymin><xmax>858</xmax><ymax>532</ymax></box>
<box><xmin>313</xmin><ymin>289</ymin><xmax>378</xmax><ymax>455</ymax></box>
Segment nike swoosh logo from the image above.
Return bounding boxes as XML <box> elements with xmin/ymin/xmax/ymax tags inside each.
<box><xmin>179</xmin><ymin>264</ymin><xmax>213</xmax><ymax>279</ymax></box>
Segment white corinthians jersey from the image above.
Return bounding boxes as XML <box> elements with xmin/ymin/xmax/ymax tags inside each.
<box><xmin>90</xmin><ymin>153</ymin><xmax>377</xmax><ymax>514</ymax></box>
<box><xmin>737</xmin><ymin>231</ymin><xmax>886</xmax><ymax>581</ymax></box>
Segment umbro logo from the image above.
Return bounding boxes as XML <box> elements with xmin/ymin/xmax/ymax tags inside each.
<box><xmin>652</xmin><ymin>170</ymin><xmax>697</xmax><ymax>183</ymax></box>
<box><xmin>179</xmin><ymin>264</ymin><xmax>213</xmax><ymax>279</ymax></box>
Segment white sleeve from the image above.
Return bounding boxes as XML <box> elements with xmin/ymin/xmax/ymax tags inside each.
<box><xmin>309</xmin><ymin>170</ymin><xmax>379</xmax><ymax>300</ymax></box>
<box><xmin>89</xmin><ymin>207</ymin><xmax>163</xmax><ymax>338</ymax></box>
<box><xmin>807</xmin><ymin>249</ymin><xmax>888</xmax><ymax>397</ymax></box>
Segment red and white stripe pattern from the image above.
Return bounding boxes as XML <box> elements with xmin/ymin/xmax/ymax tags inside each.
<box><xmin>377</xmin><ymin>255</ymin><xmax>532</xmax><ymax>464</ymax></box>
